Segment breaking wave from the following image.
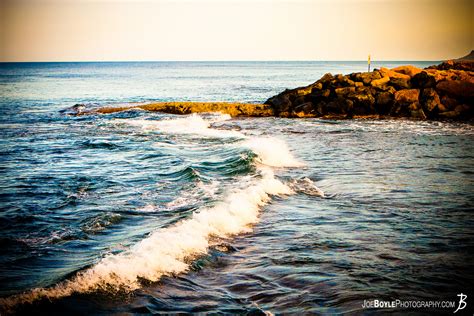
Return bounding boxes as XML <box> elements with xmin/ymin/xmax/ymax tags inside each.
<box><xmin>0</xmin><ymin>113</ymin><xmax>304</xmax><ymax>310</ymax></box>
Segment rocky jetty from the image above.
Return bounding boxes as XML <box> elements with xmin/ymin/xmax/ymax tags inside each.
<box><xmin>265</xmin><ymin>59</ymin><xmax>473</xmax><ymax>120</ymax></box>
<box><xmin>74</xmin><ymin>57</ymin><xmax>473</xmax><ymax>121</ymax></box>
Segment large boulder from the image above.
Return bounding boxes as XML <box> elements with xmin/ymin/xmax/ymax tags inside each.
<box><xmin>392</xmin><ymin>89</ymin><xmax>421</xmax><ymax>117</ymax></box>
<box><xmin>348</xmin><ymin>87</ymin><xmax>376</xmax><ymax>114</ymax></box>
<box><xmin>376</xmin><ymin>91</ymin><xmax>394</xmax><ymax>105</ymax></box>
<box><xmin>411</xmin><ymin>71</ymin><xmax>436</xmax><ymax>89</ymax></box>
<box><xmin>293</xmin><ymin>102</ymin><xmax>315</xmax><ymax>117</ymax></box>
<box><xmin>389</xmin><ymin>77</ymin><xmax>411</xmax><ymax>89</ymax></box>
<box><xmin>265</xmin><ymin>93</ymin><xmax>292</xmax><ymax>115</ymax></box>
<box><xmin>420</xmin><ymin>88</ymin><xmax>443</xmax><ymax>118</ymax></box>
<box><xmin>359</xmin><ymin>71</ymin><xmax>382</xmax><ymax>85</ymax></box>
<box><xmin>371</xmin><ymin>75</ymin><xmax>390</xmax><ymax>88</ymax></box>
<box><xmin>375</xmin><ymin>91</ymin><xmax>394</xmax><ymax>114</ymax></box>
<box><xmin>311</xmin><ymin>88</ymin><xmax>331</xmax><ymax>99</ymax></box>
<box><xmin>438</xmin><ymin>105</ymin><xmax>472</xmax><ymax>120</ymax></box>
<box><xmin>424</xmin><ymin>69</ymin><xmax>458</xmax><ymax>82</ymax></box>
<box><xmin>440</xmin><ymin>95</ymin><xmax>458</xmax><ymax>110</ymax></box>
<box><xmin>409</xmin><ymin>104</ymin><xmax>427</xmax><ymax>119</ymax></box>
<box><xmin>394</xmin><ymin>89</ymin><xmax>420</xmax><ymax>104</ymax></box>
<box><xmin>436</xmin><ymin>80</ymin><xmax>474</xmax><ymax>98</ymax></box>
<box><xmin>311</xmin><ymin>82</ymin><xmax>323</xmax><ymax>90</ymax></box>
<box><xmin>317</xmin><ymin>73</ymin><xmax>335</xmax><ymax>89</ymax></box>
<box><xmin>391</xmin><ymin>65</ymin><xmax>423</xmax><ymax>78</ymax></box>
<box><xmin>335</xmin><ymin>87</ymin><xmax>356</xmax><ymax>97</ymax></box>
<box><xmin>379</xmin><ymin>67</ymin><xmax>411</xmax><ymax>80</ymax></box>
<box><xmin>336</xmin><ymin>75</ymin><xmax>356</xmax><ymax>87</ymax></box>
<box><xmin>325</xmin><ymin>98</ymin><xmax>350</xmax><ymax>114</ymax></box>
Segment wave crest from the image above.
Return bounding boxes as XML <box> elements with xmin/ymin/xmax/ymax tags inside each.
<box><xmin>0</xmin><ymin>169</ymin><xmax>292</xmax><ymax>309</ymax></box>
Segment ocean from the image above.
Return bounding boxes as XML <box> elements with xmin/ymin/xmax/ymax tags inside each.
<box><xmin>0</xmin><ymin>61</ymin><xmax>473</xmax><ymax>315</ymax></box>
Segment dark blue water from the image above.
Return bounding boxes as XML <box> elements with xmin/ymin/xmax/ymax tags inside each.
<box><xmin>1</xmin><ymin>61</ymin><xmax>473</xmax><ymax>315</ymax></box>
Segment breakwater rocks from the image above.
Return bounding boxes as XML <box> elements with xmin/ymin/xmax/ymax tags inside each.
<box><xmin>72</xmin><ymin>60</ymin><xmax>473</xmax><ymax>121</ymax></box>
<box><xmin>265</xmin><ymin>61</ymin><xmax>473</xmax><ymax>120</ymax></box>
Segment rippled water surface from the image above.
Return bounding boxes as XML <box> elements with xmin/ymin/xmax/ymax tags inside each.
<box><xmin>1</xmin><ymin>61</ymin><xmax>473</xmax><ymax>315</ymax></box>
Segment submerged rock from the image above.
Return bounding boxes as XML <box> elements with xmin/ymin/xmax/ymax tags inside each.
<box><xmin>76</xmin><ymin>102</ymin><xmax>274</xmax><ymax>117</ymax></box>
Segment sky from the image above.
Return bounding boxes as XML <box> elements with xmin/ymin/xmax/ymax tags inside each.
<box><xmin>0</xmin><ymin>0</ymin><xmax>472</xmax><ymax>61</ymax></box>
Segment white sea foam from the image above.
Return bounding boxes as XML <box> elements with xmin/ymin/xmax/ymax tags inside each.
<box><xmin>242</xmin><ymin>137</ymin><xmax>305</xmax><ymax>167</ymax></box>
<box><xmin>289</xmin><ymin>177</ymin><xmax>325</xmax><ymax>198</ymax></box>
<box><xmin>119</xmin><ymin>114</ymin><xmax>303</xmax><ymax>168</ymax></box>
<box><xmin>116</xmin><ymin>113</ymin><xmax>242</xmax><ymax>138</ymax></box>
<box><xmin>165</xmin><ymin>180</ymin><xmax>220</xmax><ymax>209</ymax></box>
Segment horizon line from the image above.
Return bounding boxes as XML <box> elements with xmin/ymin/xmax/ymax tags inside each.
<box><xmin>0</xmin><ymin>59</ymin><xmax>442</xmax><ymax>63</ymax></box>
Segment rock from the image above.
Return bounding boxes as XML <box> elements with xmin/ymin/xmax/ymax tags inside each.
<box><xmin>371</xmin><ymin>75</ymin><xmax>390</xmax><ymax>88</ymax></box>
<box><xmin>440</xmin><ymin>95</ymin><xmax>457</xmax><ymax>110</ymax></box>
<box><xmin>318</xmin><ymin>73</ymin><xmax>335</xmax><ymax>88</ymax></box>
<box><xmin>349</xmin><ymin>72</ymin><xmax>362</xmax><ymax>82</ymax></box>
<box><xmin>294</xmin><ymin>86</ymin><xmax>313</xmax><ymax>96</ymax></box>
<box><xmin>313</xmin><ymin>101</ymin><xmax>326</xmax><ymax>116</ymax></box>
<box><xmin>389</xmin><ymin>77</ymin><xmax>411</xmax><ymax>89</ymax></box>
<box><xmin>438</xmin><ymin>110</ymin><xmax>460</xmax><ymax>119</ymax></box>
<box><xmin>292</xmin><ymin>95</ymin><xmax>306</xmax><ymax>106</ymax></box>
<box><xmin>434</xmin><ymin>106</ymin><xmax>470</xmax><ymax>121</ymax></box>
<box><xmin>454</xmin><ymin>104</ymin><xmax>470</xmax><ymax>114</ymax></box>
<box><xmin>293</xmin><ymin>102</ymin><xmax>316</xmax><ymax>118</ymax></box>
<box><xmin>325</xmin><ymin>98</ymin><xmax>346</xmax><ymax>114</ymax></box>
<box><xmin>438</xmin><ymin>104</ymin><xmax>471</xmax><ymax>120</ymax></box>
<box><xmin>394</xmin><ymin>89</ymin><xmax>420</xmax><ymax>104</ymax></box>
<box><xmin>454</xmin><ymin>104</ymin><xmax>474</xmax><ymax>120</ymax></box>
<box><xmin>345</xmin><ymin>99</ymin><xmax>354</xmax><ymax>118</ymax></box>
<box><xmin>429</xmin><ymin>59</ymin><xmax>474</xmax><ymax>71</ymax></box>
<box><xmin>420</xmin><ymin>88</ymin><xmax>442</xmax><ymax>118</ymax></box>
<box><xmin>339</xmin><ymin>76</ymin><xmax>355</xmax><ymax>87</ymax></box>
<box><xmin>436</xmin><ymin>80</ymin><xmax>474</xmax><ymax>98</ymax></box>
<box><xmin>408</xmin><ymin>103</ymin><xmax>427</xmax><ymax>119</ymax></box>
<box><xmin>375</xmin><ymin>91</ymin><xmax>394</xmax><ymax>114</ymax></box>
<box><xmin>391</xmin><ymin>89</ymin><xmax>421</xmax><ymax>117</ymax></box>
<box><xmin>411</xmin><ymin>71</ymin><xmax>436</xmax><ymax>89</ymax></box>
<box><xmin>456</xmin><ymin>71</ymin><xmax>474</xmax><ymax>84</ymax></box>
<box><xmin>376</xmin><ymin>91</ymin><xmax>394</xmax><ymax>105</ymax></box>
<box><xmin>311</xmin><ymin>82</ymin><xmax>323</xmax><ymax>90</ymax></box>
<box><xmin>391</xmin><ymin>65</ymin><xmax>423</xmax><ymax>77</ymax></box>
<box><xmin>311</xmin><ymin>88</ymin><xmax>331</xmax><ymax>102</ymax></box>
<box><xmin>335</xmin><ymin>87</ymin><xmax>356</xmax><ymax>96</ymax></box>
<box><xmin>348</xmin><ymin>87</ymin><xmax>376</xmax><ymax>114</ymax></box>
<box><xmin>359</xmin><ymin>71</ymin><xmax>382</xmax><ymax>85</ymax></box>
<box><xmin>424</xmin><ymin>69</ymin><xmax>460</xmax><ymax>82</ymax></box>
<box><xmin>294</xmin><ymin>102</ymin><xmax>314</xmax><ymax>114</ymax></box>
<box><xmin>265</xmin><ymin>94</ymin><xmax>292</xmax><ymax>115</ymax></box>
<box><xmin>379</xmin><ymin>67</ymin><xmax>411</xmax><ymax>80</ymax></box>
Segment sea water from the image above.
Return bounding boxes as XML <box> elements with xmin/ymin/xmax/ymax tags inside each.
<box><xmin>0</xmin><ymin>61</ymin><xmax>473</xmax><ymax>314</ymax></box>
